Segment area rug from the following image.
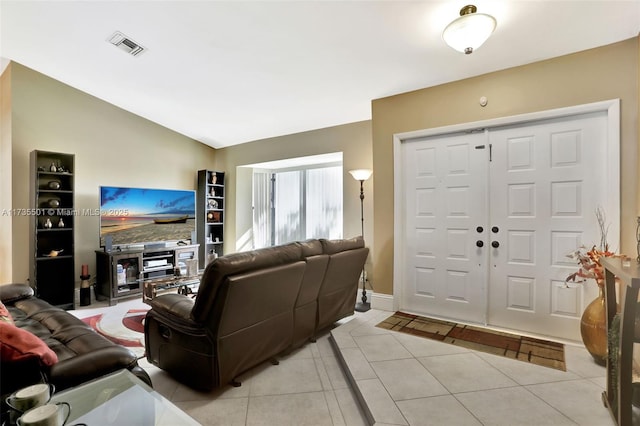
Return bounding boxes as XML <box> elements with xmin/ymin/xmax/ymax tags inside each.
<box><xmin>376</xmin><ymin>311</ymin><xmax>566</xmax><ymax>371</ymax></box>
<box><xmin>81</xmin><ymin>309</ymin><xmax>148</xmax><ymax>358</ymax></box>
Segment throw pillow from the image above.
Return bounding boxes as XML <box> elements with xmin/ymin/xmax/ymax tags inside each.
<box><xmin>0</xmin><ymin>321</ymin><xmax>58</xmax><ymax>366</ymax></box>
<box><xmin>0</xmin><ymin>300</ymin><xmax>14</xmax><ymax>324</ymax></box>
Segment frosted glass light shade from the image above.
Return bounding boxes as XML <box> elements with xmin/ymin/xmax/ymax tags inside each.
<box><xmin>442</xmin><ymin>5</ymin><xmax>496</xmax><ymax>54</ymax></box>
<box><xmin>349</xmin><ymin>169</ymin><xmax>372</xmax><ymax>181</ymax></box>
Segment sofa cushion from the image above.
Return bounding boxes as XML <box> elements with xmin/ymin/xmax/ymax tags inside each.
<box><xmin>320</xmin><ymin>236</ymin><xmax>364</xmax><ymax>254</ymax></box>
<box><xmin>192</xmin><ymin>242</ymin><xmax>302</xmax><ymax>322</ymax></box>
<box><xmin>297</xmin><ymin>239</ymin><xmax>323</xmax><ymax>257</ymax></box>
<box><xmin>0</xmin><ymin>321</ymin><xmax>58</xmax><ymax>367</ymax></box>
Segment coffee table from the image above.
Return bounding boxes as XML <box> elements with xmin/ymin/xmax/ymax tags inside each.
<box><xmin>142</xmin><ymin>271</ymin><xmax>203</xmax><ymax>304</ymax></box>
<box><xmin>50</xmin><ymin>370</ymin><xmax>198</xmax><ymax>425</ymax></box>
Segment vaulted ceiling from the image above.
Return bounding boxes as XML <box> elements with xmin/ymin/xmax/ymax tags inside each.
<box><xmin>2</xmin><ymin>1</ymin><xmax>639</xmax><ymax>148</ymax></box>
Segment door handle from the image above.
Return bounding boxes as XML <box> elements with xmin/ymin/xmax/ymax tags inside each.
<box><xmin>476</xmin><ymin>240</ymin><xmax>484</xmax><ymax>248</ymax></box>
<box><xmin>476</xmin><ymin>226</ymin><xmax>484</xmax><ymax>233</ymax></box>
<box><xmin>492</xmin><ymin>226</ymin><xmax>499</xmax><ymax>233</ymax></box>
<box><xmin>491</xmin><ymin>241</ymin><xmax>500</xmax><ymax>248</ymax></box>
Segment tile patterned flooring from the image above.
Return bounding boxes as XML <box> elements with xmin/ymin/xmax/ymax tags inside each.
<box><xmin>75</xmin><ymin>300</ymin><xmax>616</xmax><ymax>425</ymax></box>
<box><xmin>330</xmin><ymin>310</ymin><xmax>615</xmax><ymax>426</ymax></box>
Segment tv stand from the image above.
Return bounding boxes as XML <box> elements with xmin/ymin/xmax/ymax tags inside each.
<box><xmin>144</xmin><ymin>242</ymin><xmax>167</xmax><ymax>250</ymax></box>
<box><xmin>95</xmin><ymin>244</ymin><xmax>199</xmax><ymax>305</ymax></box>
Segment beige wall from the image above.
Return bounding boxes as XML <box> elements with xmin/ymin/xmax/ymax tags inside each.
<box><xmin>0</xmin><ymin>65</ymin><xmax>12</xmax><ymax>283</ymax></box>
<box><xmin>4</xmin><ymin>37</ymin><xmax>638</xmax><ymax>297</ymax></box>
<box><xmin>372</xmin><ymin>37</ymin><xmax>639</xmax><ymax>296</ymax></box>
<box><xmin>7</xmin><ymin>63</ymin><xmax>216</xmax><ymax>283</ymax></box>
<box><xmin>214</xmin><ymin>120</ymin><xmax>374</xmax><ymax>283</ymax></box>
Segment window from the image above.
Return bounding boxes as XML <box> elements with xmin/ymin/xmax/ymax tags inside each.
<box><xmin>250</xmin><ymin>156</ymin><xmax>343</xmax><ymax>248</ymax></box>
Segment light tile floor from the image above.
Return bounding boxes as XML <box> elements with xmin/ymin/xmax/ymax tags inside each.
<box><xmin>72</xmin><ymin>299</ymin><xmax>615</xmax><ymax>425</ymax></box>
<box><xmin>332</xmin><ymin>309</ymin><xmax>615</xmax><ymax>426</ymax></box>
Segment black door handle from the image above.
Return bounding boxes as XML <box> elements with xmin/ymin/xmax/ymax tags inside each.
<box><xmin>476</xmin><ymin>226</ymin><xmax>483</xmax><ymax>233</ymax></box>
<box><xmin>492</xmin><ymin>241</ymin><xmax>500</xmax><ymax>248</ymax></box>
<box><xmin>476</xmin><ymin>240</ymin><xmax>484</xmax><ymax>248</ymax></box>
<box><xmin>492</xmin><ymin>226</ymin><xmax>499</xmax><ymax>233</ymax></box>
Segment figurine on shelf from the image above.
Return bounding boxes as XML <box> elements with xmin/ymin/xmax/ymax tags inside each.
<box><xmin>43</xmin><ymin>218</ymin><xmax>53</xmax><ymax>229</ymax></box>
<box><xmin>49</xmin><ymin>162</ymin><xmax>57</xmax><ymax>172</ymax></box>
<box><xmin>58</xmin><ymin>218</ymin><xmax>65</xmax><ymax>228</ymax></box>
<box><xmin>207</xmin><ymin>249</ymin><xmax>218</xmax><ymax>265</ymax></box>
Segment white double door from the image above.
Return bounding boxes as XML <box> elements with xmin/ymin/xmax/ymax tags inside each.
<box><xmin>400</xmin><ymin>111</ymin><xmax>608</xmax><ymax>341</ymax></box>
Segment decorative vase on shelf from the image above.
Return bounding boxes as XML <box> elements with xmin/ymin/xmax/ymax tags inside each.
<box><xmin>580</xmin><ymin>283</ymin><xmax>609</xmax><ymax>365</ymax></box>
<box><xmin>49</xmin><ymin>162</ymin><xmax>57</xmax><ymax>172</ymax></box>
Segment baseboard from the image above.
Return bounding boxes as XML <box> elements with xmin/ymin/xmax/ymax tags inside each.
<box><xmin>370</xmin><ymin>292</ymin><xmax>394</xmax><ymax>312</ymax></box>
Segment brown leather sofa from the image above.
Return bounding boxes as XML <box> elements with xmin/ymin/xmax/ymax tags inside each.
<box><xmin>144</xmin><ymin>237</ymin><xmax>368</xmax><ymax>391</ymax></box>
<box><xmin>0</xmin><ymin>283</ymin><xmax>152</xmax><ymax>398</ymax></box>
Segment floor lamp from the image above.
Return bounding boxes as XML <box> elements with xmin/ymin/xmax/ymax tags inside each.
<box><xmin>349</xmin><ymin>169</ymin><xmax>372</xmax><ymax>312</ymax></box>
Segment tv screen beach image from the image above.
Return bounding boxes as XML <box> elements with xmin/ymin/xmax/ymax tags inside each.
<box><xmin>100</xmin><ymin>186</ymin><xmax>196</xmax><ymax>246</ymax></box>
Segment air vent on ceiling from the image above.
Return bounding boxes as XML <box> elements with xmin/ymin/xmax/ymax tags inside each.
<box><xmin>107</xmin><ymin>31</ymin><xmax>146</xmax><ymax>57</ymax></box>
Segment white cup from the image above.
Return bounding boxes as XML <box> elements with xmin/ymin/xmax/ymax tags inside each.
<box><xmin>17</xmin><ymin>402</ymin><xmax>70</xmax><ymax>426</ymax></box>
<box><xmin>6</xmin><ymin>384</ymin><xmax>54</xmax><ymax>414</ymax></box>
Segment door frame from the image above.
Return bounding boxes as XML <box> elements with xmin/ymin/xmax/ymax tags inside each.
<box><xmin>392</xmin><ymin>99</ymin><xmax>620</xmax><ymax>314</ymax></box>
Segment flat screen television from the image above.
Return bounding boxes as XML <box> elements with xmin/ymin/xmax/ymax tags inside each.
<box><xmin>99</xmin><ymin>186</ymin><xmax>196</xmax><ymax>249</ymax></box>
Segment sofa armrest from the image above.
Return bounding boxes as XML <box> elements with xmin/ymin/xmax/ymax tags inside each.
<box><xmin>48</xmin><ymin>346</ymin><xmax>144</xmax><ymax>391</ymax></box>
<box><xmin>0</xmin><ymin>283</ymin><xmax>34</xmax><ymax>304</ymax></box>
<box><xmin>148</xmin><ymin>293</ymin><xmax>197</xmax><ymax>327</ymax></box>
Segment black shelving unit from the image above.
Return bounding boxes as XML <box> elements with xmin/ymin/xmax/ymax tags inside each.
<box><xmin>197</xmin><ymin>170</ymin><xmax>225</xmax><ymax>267</ymax></box>
<box><xmin>30</xmin><ymin>150</ymin><xmax>75</xmax><ymax>309</ymax></box>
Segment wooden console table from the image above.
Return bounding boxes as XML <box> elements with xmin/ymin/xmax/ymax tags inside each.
<box><xmin>601</xmin><ymin>257</ymin><xmax>640</xmax><ymax>425</ymax></box>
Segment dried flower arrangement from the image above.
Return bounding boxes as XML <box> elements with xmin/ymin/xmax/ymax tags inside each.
<box><xmin>565</xmin><ymin>207</ymin><xmax>621</xmax><ymax>287</ymax></box>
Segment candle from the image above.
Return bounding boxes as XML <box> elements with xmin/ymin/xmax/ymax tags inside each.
<box><xmin>82</xmin><ymin>264</ymin><xmax>89</xmax><ymax>276</ymax></box>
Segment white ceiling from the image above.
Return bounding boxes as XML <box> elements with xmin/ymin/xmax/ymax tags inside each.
<box><xmin>1</xmin><ymin>1</ymin><xmax>639</xmax><ymax>149</ymax></box>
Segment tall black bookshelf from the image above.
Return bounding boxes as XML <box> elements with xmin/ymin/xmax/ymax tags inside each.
<box><xmin>30</xmin><ymin>150</ymin><xmax>75</xmax><ymax>309</ymax></box>
<box><xmin>197</xmin><ymin>170</ymin><xmax>225</xmax><ymax>268</ymax></box>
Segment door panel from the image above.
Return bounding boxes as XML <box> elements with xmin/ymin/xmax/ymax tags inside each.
<box><xmin>401</xmin><ymin>132</ymin><xmax>488</xmax><ymax>323</ymax></box>
<box><xmin>488</xmin><ymin>112</ymin><xmax>606</xmax><ymax>340</ymax></box>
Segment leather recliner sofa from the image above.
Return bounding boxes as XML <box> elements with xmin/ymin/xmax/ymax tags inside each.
<box><xmin>0</xmin><ymin>283</ymin><xmax>152</xmax><ymax>397</ymax></box>
<box><xmin>144</xmin><ymin>237</ymin><xmax>368</xmax><ymax>391</ymax></box>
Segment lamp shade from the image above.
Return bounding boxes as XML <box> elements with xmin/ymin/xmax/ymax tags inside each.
<box><xmin>349</xmin><ymin>169</ymin><xmax>372</xmax><ymax>181</ymax></box>
<box><xmin>442</xmin><ymin>5</ymin><xmax>496</xmax><ymax>54</ymax></box>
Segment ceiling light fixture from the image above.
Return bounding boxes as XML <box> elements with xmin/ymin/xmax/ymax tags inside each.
<box><xmin>442</xmin><ymin>4</ymin><xmax>496</xmax><ymax>55</ymax></box>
